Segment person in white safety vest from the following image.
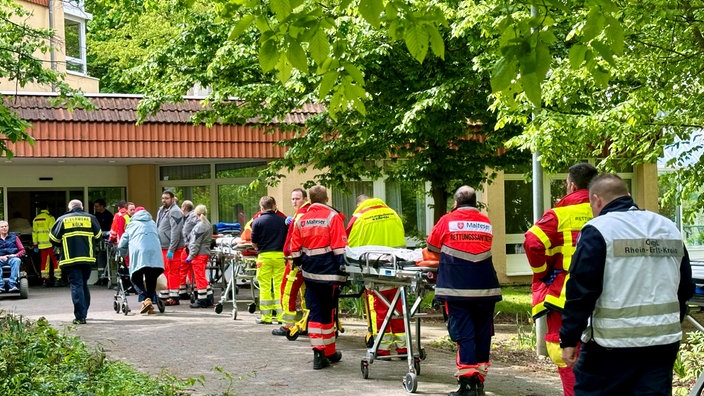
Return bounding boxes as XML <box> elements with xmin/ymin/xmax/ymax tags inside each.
<box><xmin>560</xmin><ymin>174</ymin><xmax>695</xmax><ymax>395</ymax></box>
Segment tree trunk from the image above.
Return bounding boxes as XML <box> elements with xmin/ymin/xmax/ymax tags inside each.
<box><xmin>431</xmin><ymin>183</ymin><xmax>449</xmax><ymax>225</ymax></box>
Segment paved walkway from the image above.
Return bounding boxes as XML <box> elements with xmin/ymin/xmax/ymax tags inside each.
<box><xmin>1</xmin><ymin>285</ymin><xmax>562</xmax><ymax>396</ymax></box>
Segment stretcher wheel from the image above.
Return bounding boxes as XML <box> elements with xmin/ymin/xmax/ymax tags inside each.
<box><xmin>121</xmin><ymin>302</ymin><xmax>129</xmax><ymax>315</ymax></box>
<box><xmin>248</xmin><ymin>302</ymin><xmax>256</xmax><ymax>314</ymax></box>
<box><xmin>413</xmin><ymin>358</ymin><xmax>421</xmax><ymax>376</ymax></box>
<box><xmin>157</xmin><ymin>298</ymin><xmax>165</xmax><ymax>313</ymax></box>
<box><xmin>235</xmin><ymin>285</ymin><xmax>239</xmax><ymax>295</ymax></box>
<box><xmin>286</xmin><ymin>328</ymin><xmax>299</xmax><ymax>341</ymax></box>
<box><xmin>113</xmin><ymin>299</ymin><xmax>119</xmax><ymax>313</ymax></box>
<box><xmin>360</xmin><ymin>361</ymin><xmax>369</xmax><ymax>379</ymax></box>
<box><xmin>215</xmin><ymin>303</ymin><xmax>223</xmax><ymax>314</ymax></box>
<box><xmin>419</xmin><ymin>348</ymin><xmax>427</xmax><ymax>360</ymax></box>
<box><xmin>403</xmin><ymin>372</ymin><xmax>417</xmax><ymax>393</ymax></box>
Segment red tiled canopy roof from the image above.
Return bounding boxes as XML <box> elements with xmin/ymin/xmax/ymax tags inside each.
<box><xmin>2</xmin><ymin>93</ymin><xmax>324</xmax><ymax>161</ymax></box>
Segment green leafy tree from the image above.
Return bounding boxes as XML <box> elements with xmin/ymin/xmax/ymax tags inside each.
<box><xmin>466</xmin><ymin>1</ymin><xmax>704</xmax><ymax>214</ymax></box>
<box><xmin>262</xmin><ymin>22</ymin><xmax>529</xmax><ymax>221</ymax></box>
<box><xmin>85</xmin><ymin>0</ymin><xmax>180</xmax><ymax>93</ymax></box>
<box><xmin>91</xmin><ymin>1</ymin><xmax>527</xmax><ymax>220</ymax></box>
<box><xmin>0</xmin><ymin>0</ymin><xmax>92</xmax><ymax>158</ymax></box>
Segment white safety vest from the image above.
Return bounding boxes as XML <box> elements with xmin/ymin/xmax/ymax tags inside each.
<box><xmin>582</xmin><ymin>208</ymin><xmax>684</xmax><ymax>348</ymax></box>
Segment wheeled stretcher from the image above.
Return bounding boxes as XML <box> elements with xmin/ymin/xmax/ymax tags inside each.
<box><xmin>343</xmin><ymin>246</ymin><xmax>438</xmax><ymax>394</ymax></box>
<box><xmin>212</xmin><ymin>237</ymin><xmax>258</xmax><ymax>320</ymax></box>
<box><xmin>688</xmin><ymin>261</ymin><xmax>704</xmax><ymax>396</ymax></box>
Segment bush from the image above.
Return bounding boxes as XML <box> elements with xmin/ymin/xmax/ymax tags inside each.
<box><xmin>0</xmin><ymin>314</ymin><xmax>190</xmax><ymax>395</ymax></box>
<box><xmin>674</xmin><ymin>330</ymin><xmax>704</xmax><ymax>395</ymax></box>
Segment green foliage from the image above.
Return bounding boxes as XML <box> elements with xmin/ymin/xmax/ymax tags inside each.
<box><xmin>88</xmin><ymin>0</ymin><xmax>704</xmax><ymax>218</ymax></box>
<box><xmin>0</xmin><ymin>314</ymin><xmax>189</xmax><ymax>395</ymax></box>
<box><xmin>338</xmin><ymin>283</ymin><xmax>366</xmax><ymax>316</ymax></box>
<box><xmin>495</xmin><ymin>285</ymin><xmax>532</xmax><ymax>316</ymax></box>
<box><xmin>673</xmin><ymin>330</ymin><xmax>704</xmax><ymax>395</ymax></box>
<box><xmin>86</xmin><ymin>0</ymin><xmax>181</xmax><ymax>93</ymax></box>
<box><xmin>90</xmin><ymin>1</ymin><xmax>529</xmax><ymax>221</ymax></box>
<box><xmin>0</xmin><ymin>0</ymin><xmax>93</xmax><ymax>159</ymax></box>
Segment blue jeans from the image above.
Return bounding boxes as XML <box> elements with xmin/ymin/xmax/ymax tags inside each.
<box><xmin>65</xmin><ymin>264</ymin><xmax>91</xmax><ymax>321</ymax></box>
<box><xmin>1</xmin><ymin>257</ymin><xmax>21</xmax><ymax>289</ymax></box>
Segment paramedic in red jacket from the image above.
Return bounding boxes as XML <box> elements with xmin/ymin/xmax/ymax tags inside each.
<box><xmin>427</xmin><ymin>186</ymin><xmax>502</xmax><ymax>396</ymax></box>
<box><xmin>272</xmin><ymin>187</ymin><xmax>311</xmax><ymax>336</ymax></box>
<box><xmin>289</xmin><ymin>185</ymin><xmax>347</xmax><ymax>370</ymax></box>
<box><xmin>524</xmin><ymin>162</ymin><xmax>597</xmax><ymax>396</ymax></box>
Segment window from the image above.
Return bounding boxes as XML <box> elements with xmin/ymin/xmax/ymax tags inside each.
<box><xmin>170</xmin><ymin>186</ymin><xmax>211</xmax><ymax>208</ymax></box>
<box><xmin>161</xmin><ymin>165</ymin><xmax>210</xmax><ymax>181</ymax></box>
<box><xmin>64</xmin><ymin>17</ymin><xmax>86</xmax><ymax>74</ymax></box>
<box><xmin>158</xmin><ymin>162</ymin><xmax>269</xmax><ymax>224</ymax></box>
<box><xmin>386</xmin><ymin>181</ymin><xmax>426</xmax><ymax>239</ymax></box>
<box><xmin>331</xmin><ymin>181</ymin><xmax>373</xmax><ymax>221</ymax></box>
<box><xmin>88</xmin><ymin>187</ymin><xmax>127</xmax><ymax>214</ymax></box>
<box><xmin>63</xmin><ymin>1</ymin><xmax>91</xmax><ymax>75</ymax></box>
<box><xmin>218</xmin><ymin>184</ymin><xmax>266</xmax><ymax>225</ymax></box>
<box><xmin>216</xmin><ymin>162</ymin><xmax>266</xmax><ymax>178</ymax></box>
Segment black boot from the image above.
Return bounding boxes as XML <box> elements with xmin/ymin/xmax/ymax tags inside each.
<box><xmin>476</xmin><ymin>379</ymin><xmax>485</xmax><ymax>396</ymax></box>
<box><xmin>448</xmin><ymin>376</ymin><xmax>477</xmax><ymax>396</ymax></box>
<box><xmin>327</xmin><ymin>351</ymin><xmax>342</xmax><ymax>363</ymax></box>
<box><xmin>313</xmin><ymin>349</ymin><xmax>330</xmax><ymax>370</ymax></box>
<box><xmin>190</xmin><ymin>299</ymin><xmax>209</xmax><ymax>308</ymax></box>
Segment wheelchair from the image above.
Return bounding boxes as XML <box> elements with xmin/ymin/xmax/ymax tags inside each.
<box><xmin>0</xmin><ymin>256</ymin><xmax>29</xmax><ymax>299</ymax></box>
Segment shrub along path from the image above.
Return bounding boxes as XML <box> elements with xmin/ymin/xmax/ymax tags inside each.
<box><xmin>3</xmin><ymin>285</ymin><xmax>562</xmax><ymax>396</ymax></box>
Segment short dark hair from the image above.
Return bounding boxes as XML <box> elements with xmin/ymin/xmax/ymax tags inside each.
<box><xmin>454</xmin><ymin>186</ymin><xmax>477</xmax><ymax>207</ymax></box>
<box><xmin>308</xmin><ymin>185</ymin><xmax>328</xmax><ymax>204</ymax></box>
<box><xmin>162</xmin><ymin>190</ymin><xmax>175</xmax><ymax>198</ymax></box>
<box><xmin>292</xmin><ymin>187</ymin><xmax>307</xmax><ymax>199</ymax></box>
<box><xmin>117</xmin><ymin>200</ymin><xmax>127</xmax><ymax>209</ymax></box>
<box><xmin>589</xmin><ymin>173</ymin><xmax>629</xmax><ymax>201</ymax></box>
<box><xmin>259</xmin><ymin>196</ymin><xmax>276</xmax><ymax>210</ymax></box>
<box><xmin>568</xmin><ymin>163</ymin><xmax>598</xmax><ymax>190</ymax></box>
<box><xmin>94</xmin><ymin>199</ymin><xmax>106</xmax><ymax>207</ymax></box>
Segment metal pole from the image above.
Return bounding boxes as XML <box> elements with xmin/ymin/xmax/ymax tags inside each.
<box><xmin>530</xmin><ymin>3</ymin><xmax>549</xmax><ymax>360</ymax></box>
<box><xmin>532</xmin><ymin>152</ymin><xmax>548</xmax><ymax>358</ymax></box>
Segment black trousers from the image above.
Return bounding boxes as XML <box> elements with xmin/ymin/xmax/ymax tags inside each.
<box><xmin>574</xmin><ymin>341</ymin><xmax>679</xmax><ymax>395</ymax></box>
<box><xmin>131</xmin><ymin>267</ymin><xmax>164</xmax><ymax>302</ymax></box>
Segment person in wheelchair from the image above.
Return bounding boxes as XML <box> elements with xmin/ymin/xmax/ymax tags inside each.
<box><xmin>0</xmin><ymin>220</ymin><xmax>26</xmax><ymax>292</ymax></box>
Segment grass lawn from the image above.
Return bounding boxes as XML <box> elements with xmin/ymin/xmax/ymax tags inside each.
<box><xmin>495</xmin><ymin>284</ymin><xmax>532</xmax><ymax>324</ymax></box>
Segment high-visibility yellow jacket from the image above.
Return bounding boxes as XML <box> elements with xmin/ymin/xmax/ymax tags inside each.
<box><xmin>32</xmin><ymin>210</ymin><xmax>56</xmax><ymax>249</ymax></box>
<box><xmin>524</xmin><ymin>189</ymin><xmax>592</xmax><ymax>318</ymax></box>
<box><xmin>346</xmin><ymin>198</ymin><xmax>405</xmax><ymax>248</ymax></box>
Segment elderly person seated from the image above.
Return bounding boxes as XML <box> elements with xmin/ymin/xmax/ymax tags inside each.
<box><xmin>0</xmin><ymin>220</ymin><xmax>26</xmax><ymax>292</ymax></box>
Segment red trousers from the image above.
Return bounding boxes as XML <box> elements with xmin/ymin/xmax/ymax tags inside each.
<box><xmin>279</xmin><ymin>261</ymin><xmax>306</xmax><ymax>325</ymax></box>
<box><xmin>546</xmin><ymin>310</ymin><xmax>577</xmax><ymax>396</ymax></box>
<box><xmin>39</xmin><ymin>247</ymin><xmax>59</xmax><ymax>277</ymax></box>
<box><xmin>366</xmin><ymin>288</ymin><xmax>406</xmax><ymax>355</ymax></box>
<box><xmin>162</xmin><ymin>247</ymin><xmax>185</xmax><ymax>298</ymax></box>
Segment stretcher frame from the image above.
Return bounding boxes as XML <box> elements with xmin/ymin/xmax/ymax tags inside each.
<box><xmin>688</xmin><ymin>262</ymin><xmax>704</xmax><ymax>396</ymax></box>
<box><xmin>343</xmin><ymin>247</ymin><xmax>438</xmax><ymax>394</ymax></box>
<box><xmin>212</xmin><ymin>237</ymin><xmax>258</xmax><ymax>320</ymax></box>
